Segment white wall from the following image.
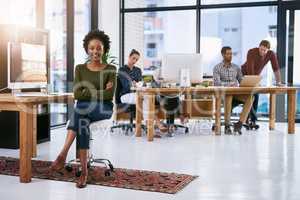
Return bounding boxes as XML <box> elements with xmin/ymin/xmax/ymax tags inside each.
<box><xmin>293</xmin><ymin>11</ymin><xmax>300</xmax><ymax>84</ymax></box>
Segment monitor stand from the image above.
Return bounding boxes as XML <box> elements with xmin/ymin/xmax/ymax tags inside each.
<box><xmin>40</xmin><ymin>87</ymin><xmax>48</xmax><ymax>94</ymax></box>
<box><xmin>11</xmin><ymin>89</ymin><xmax>22</xmax><ymax>96</ymax></box>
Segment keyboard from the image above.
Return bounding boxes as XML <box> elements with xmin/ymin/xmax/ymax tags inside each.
<box><xmin>14</xmin><ymin>92</ymin><xmax>51</xmax><ymax>97</ymax></box>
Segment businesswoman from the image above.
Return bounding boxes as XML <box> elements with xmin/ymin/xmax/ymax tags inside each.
<box><xmin>116</xmin><ymin>49</ymin><xmax>169</xmax><ymax>133</ymax></box>
<box><xmin>50</xmin><ymin>30</ymin><xmax>116</xmax><ymax>188</ymax></box>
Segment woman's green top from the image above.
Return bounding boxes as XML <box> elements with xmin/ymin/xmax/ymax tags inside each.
<box><xmin>73</xmin><ymin>63</ymin><xmax>116</xmax><ymax>101</ymax></box>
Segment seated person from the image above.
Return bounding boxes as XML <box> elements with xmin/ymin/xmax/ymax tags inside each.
<box><xmin>50</xmin><ymin>30</ymin><xmax>116</xmax><ymax>188</ymax></box>
<box><xmin>117</xmin><ymin>49</ymin><xmax>167</xmax><ymax>132</ymax></box>
<box><xmin>118</xmin><ymin>49</ymin><xmax>142</xmax><ymax>104</ymax></box>
<box><xmin>213</xmin><ymin>46</ymin><xmax>253</xmax><ymax>135</ymax></box>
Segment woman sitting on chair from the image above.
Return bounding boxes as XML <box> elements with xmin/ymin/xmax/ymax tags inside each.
<box><xmin>50</xmin><ymin>30</ymin><xmax>116</xmax><ymax>188</ymax></box>
<box><xmin>117</xmin><ymin>49</ymin><xmax>168</xmax><ymax>133</ymax></box>
<box><xmin>117</xmin><ymin>49</ymin><xmax>142</xmax><ymax>105</ymax></box>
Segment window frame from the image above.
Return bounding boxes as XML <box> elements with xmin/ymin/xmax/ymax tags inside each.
<box><xmin>36</xmin><ymin>0</ymin><xmax>96</xmax><ymax>127</ymax></box>
<box><xmin>120</xmin><ymin>0</ymin><xmax>300</xmax><ymax>122</ymax></box>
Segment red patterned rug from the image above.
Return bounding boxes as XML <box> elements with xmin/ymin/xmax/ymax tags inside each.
<box><xmin>0</xmin><ymin>156</ymin><xmax>197</xmax><ymax>194</ymax></box>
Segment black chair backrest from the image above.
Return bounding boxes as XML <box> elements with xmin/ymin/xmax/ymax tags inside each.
<box><xmin>114</xmin><ymin>74</ymin><xmax>122</xmax><ymax>105</ymax></box>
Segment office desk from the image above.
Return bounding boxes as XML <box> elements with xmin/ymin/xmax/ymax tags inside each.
<box><xmin>134</xmin><ymin>86</ymin><xmax>298</xmax><ymax>141</ymax></box>
<box><xmin>0</xmin><ymin>93</ymin><xmax>73</xmax><ymax>183</ymax></box>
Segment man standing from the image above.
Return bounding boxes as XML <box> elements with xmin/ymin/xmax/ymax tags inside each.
<box><xmin>241</xmin><ymin>40</ymin><xmax>283</xmax><ymax>129</ymax></box>
<box><xmin>213</xmin><ymin>46</ymin><xmax>253</xmax><ymax>135</ymax></box>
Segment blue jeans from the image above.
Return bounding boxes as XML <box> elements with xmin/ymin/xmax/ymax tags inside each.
<box><xmin>67</xmin><ymin>101</ymin><xmax>113</xmax><ymax>149</ymax></box>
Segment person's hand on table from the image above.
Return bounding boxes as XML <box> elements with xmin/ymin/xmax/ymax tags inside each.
<box><xmin>132</xmin><ymin>80</ymin><xmax>137</xmax><ymax>87</ymax></box>
<box><xmin>275</xmin><ymin>82</ymin><xmax>285</xmax><ymax>87</ymax></box>
<box><xmin>135</xmin><ymin>81</ymin><xmax>143</xmax><ymax>88</ymax></box>
<box><xmin>229</xmin><ymin>82</ymin><xmax>239</xmax><ymax>87</ymax></box>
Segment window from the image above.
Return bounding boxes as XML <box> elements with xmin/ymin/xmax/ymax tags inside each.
<box><xmin>125</xmin><ymin>0</ymin><xmax>196</xmax><ymax>8</ymax></box>
<box><xmin>124</xmin><ymin>10</ymin><xmax>196</xmax><ymax>70</ymax></box>
<box><xmin>231</xmin><ymin>28</ymin><xmax>238</xmax><ymax>32</ymax></box>
<box><xmin>0</xmin><ymin>0</ymin><xmax>36</xmax><ymax>26</ymax></box>
<box><xmin>146</xmin><ymin>43</ymin><xmax>157</xmax><ymax>57</ymax></box>
<box><xmin>201</xmin><ymin>6</ymin><xmax>277</xmax><ymax>115</ymax></box>
<box><xmin>98</xmin><ymin>0</ymin><xmax>120</xmax><ymax>61</ymax></box>
<box><xmin>269</xmin><ymin>6</ymin><xmax>277</xmax><ymax>14</ymax></box>
<box><xmin>74</xmin><ymin>0</ymin><xmax>91</xmax><ymax>66</ymax></box>
<box><xmin>202</xmin><ymin>0</ymin><xmax>276</xmax><ymax>4</ymax></box>
<box><xmin>268</xmin><ymin>25</ymin><xmax>277</xmax><ymax>38</ymax></box>
<box><xmin>45</xmin><ymin>0</ymin><xmax>68</xmax><ymax>126</ymax></box>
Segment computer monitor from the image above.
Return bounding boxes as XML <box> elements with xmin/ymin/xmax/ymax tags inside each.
<box><xmin>7</xmin><ymin>42</ymin><xmax>48</xmax><ymax>90</ymax></box>
<box><xmin>161</xmin><ymin>54</ymin><xmax>203</xmax><ymax>84</ymax></box>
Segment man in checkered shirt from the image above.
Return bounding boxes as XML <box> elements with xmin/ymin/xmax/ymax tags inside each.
<box><xmin>213</xmin><ymin>46</ymin><xmax>253</xmax><ymax>135</ymax></box>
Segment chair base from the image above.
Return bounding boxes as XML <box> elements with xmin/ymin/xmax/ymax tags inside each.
<box><xmin>110</xmin><ymin>122</ymin><xmax>147</xmax><ymax>135</ymax></box>
<box><xmin>165</xmin><ymin>123</ymin><xmax>189</xmax><ymax>136</ymax></box>
<box><xmin>65</xmin><ymin>156</ymin><xmax>114</xmax><ymax>177</ymax></box>
<box><xmin>211</xmin><ymin>121</ymin><xmax>256</xmax><ymax>134</ymax></box>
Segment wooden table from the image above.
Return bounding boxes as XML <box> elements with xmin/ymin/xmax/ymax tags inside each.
<box><xmin>134</xmin><ymin>86</ymin><xmax>298</xmax><ymax>141</ymax></box>
<box><xmin>0</xmin><ymin>93</ymin><xmax>73</xmax><ymax>183</ymax></box>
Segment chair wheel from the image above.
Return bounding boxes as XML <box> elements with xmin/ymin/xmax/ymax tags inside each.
<box><xmin>108</xmin><ymin>163</ymin><xmax>114</xmax><ymax>171</ymax></box>
<box><xmin>211</xmin><ymin>125</ymin><xmax>215</xmax><ymax>131</ymax></box>
<box><xmin>75</xmin><ymin>170</ymin><xmax>82</xmax><ymax>177</ymax></box>
<box><xmin>65</xmin><ymin>164</ymin><xmax>73</xmax><ymax>172</ymax></box>
<box><xmin>104</xmin><ymin>169</ymin><xmax>111</xmax><ymax>177</ymax></box>
<box><xmin>185</xmin><ymin>128</ymin><xmax>189</xmax><ymax>134</ymax></box>
<box><xmin>167</xmin><ymin>132</ymin><xmax>174</xmax><ymax>137</ymax></box>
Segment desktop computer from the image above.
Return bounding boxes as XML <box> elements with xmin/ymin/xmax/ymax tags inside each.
<box><xmin>7</xmin><ymin>42</ymin><xmax>48</xmax><ymax>91</ymax></box>
<box><xmin>0</xmin><ymin>25</ymin><xmax>50</xmax><ymax>149</ymax></box>
<box><xmin>161</xmin><ymin>53</ymin><xmax>203</xmax><ymax>85</ymax></box>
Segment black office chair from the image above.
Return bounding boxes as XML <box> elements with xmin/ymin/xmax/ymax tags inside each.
<box><xmin>110</xmin><ymin>103</ymin><xmax>146</xmax><ymax>135</ymax></box>
<box><xmin>65</xmin><ymin>132</ymin><xmax>114</xmax><ymax>177</ymax></box>
<box><xmin>65</xmin><ymin>122</ymin><xmax>115</xmax><ymax>177</ymax></box>
<box><xmin>211</xmin><ymin>98</ymin><xmax>250</xmax><ymax>135</ymax></box>
<box><xmin>160</xmin><ymin>95</ymin><xmax>189</xmax><ymax>136</ymax></box>
<box><xmin>110</xmin><ymin>77</ymin><xmax>146</xmax><ymax>135</ymax></box>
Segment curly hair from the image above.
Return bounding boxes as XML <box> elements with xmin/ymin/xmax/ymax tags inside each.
<box><xmin>83</xmin><ymin>29</ymin><xmax>110</xmax><ymax>54</ymax></box>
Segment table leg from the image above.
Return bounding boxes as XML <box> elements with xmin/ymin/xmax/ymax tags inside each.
<box><xmin>269</xmin><ymin>93</ymin><xmax>276</xmax><ymax>130</ymax></box>
<box><xmin>147</xmin><ymin>94</ymin><xmax>155</xmax><ymax>141</ymax></box>
<box><xmin>186</xmin><ymin>94</ymin><xmax>192</xmax><ymax>117</ymax></box>
<box><xmin>135</xmin><ymin>92</ymin><xmax>143</xmax><ymax>137</ymax></box>
<box><xmin>215</xmin><ymin>96</ymin><xmax>221</xmax><ymax>135</ymax></box>
<box><xmin>288</xmin><ymin>90</ymin><xmax>296</xmax><ymax>134</ymax></box>
<box><xmin>19</xmin><ymin>106</ymin><xmax>33</xmax><ymax>183</ymax></box>
<box><xmin>32</xmin><ymin>105</ymin><xmax>37</xmax><ymax>158</ymax></box>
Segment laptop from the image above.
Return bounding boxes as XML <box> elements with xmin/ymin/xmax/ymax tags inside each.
<box><xmin>239</xmin><ymin>75</ymin><xmax>262</xmax><ymax>87</ymax></box>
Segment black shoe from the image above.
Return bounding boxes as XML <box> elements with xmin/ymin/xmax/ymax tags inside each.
<box><xmin>233</xmin><ymin>121</ymin><xmax>243</xmax><ymax>135</ymax></box>
<box><xmin>224</xmin><ymin>125</ymin><xmax>232</xmax><ymax>135</ymax></box>
<box><xmin>250</xmin><ymin>121</ymin><xmax>259</xmax><ymax>130</ymax></box>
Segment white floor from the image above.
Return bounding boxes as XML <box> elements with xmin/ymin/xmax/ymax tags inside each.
<box><xmin>0</xmin><ymin>121</ymin><xmax>300</xmax><ymax>200</ymax></box>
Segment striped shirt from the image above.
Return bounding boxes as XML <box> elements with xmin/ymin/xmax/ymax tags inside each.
<box><xmin>213</xmin><ymin>62</ymin><xmax>243</xmax><ymax>86</ymax></box>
